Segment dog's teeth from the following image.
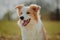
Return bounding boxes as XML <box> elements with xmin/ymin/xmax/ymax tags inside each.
<box><xmin>22</xmin><ymin>19</ymin><xmax>30</xmax><ymax>26</ymax></box>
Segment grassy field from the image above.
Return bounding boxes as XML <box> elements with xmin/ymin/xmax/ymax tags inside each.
<box><xmin>0</xmin><ymin>20</ymin><xmax>60</xmax><ymax>40</ymax></box>
<box><xmin>43</xmin><ymin>20</ymin><xmax>60</xmax><ymax>40</ymax></box>
<box><xmin>0</xmin><ymin>20</ymin><xmax>21</xmax><ymax>40</ymax></box>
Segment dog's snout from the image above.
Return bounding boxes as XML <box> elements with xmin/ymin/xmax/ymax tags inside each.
<box><xmin>20</xmin><ymin>16</ymin><xmax>24</xmax><ymax>20</ymax></box>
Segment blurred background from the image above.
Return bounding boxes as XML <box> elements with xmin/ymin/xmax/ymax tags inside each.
<box><xmin>0</xmin><ymin>0</ymin><xmax>60</xmax><ymax>40</ymax></box>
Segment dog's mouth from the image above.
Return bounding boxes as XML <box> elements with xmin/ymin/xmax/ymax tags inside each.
<box><xmin>22</xmin><ymin>18</ymin><xmax>31</xmax><ymax>26</ymax></box>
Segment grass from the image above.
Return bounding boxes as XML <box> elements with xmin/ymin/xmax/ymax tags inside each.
<box><xmin>0</xmin><ymin>20</ymin><xmax>60</xmax><ymax>40</ymax></box>
<box><xmin>43</xmin><ymin>20</ymin><xmax>60</xmax><ymax>33</ymax></box>
<box><xmin>43</xmin><ymin>20</ymin><xmax>60</xmax><ymax>40</ymax></box>
<box><xmin>0</xmin><ymin>20</ymin><xmax>21</xmax><ymax>36</ymax></box>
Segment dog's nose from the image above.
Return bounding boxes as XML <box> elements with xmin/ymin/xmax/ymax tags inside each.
<box><xmin>20</xmin><ymin>16</ymin><xmax>24</xmax><ymax>20</ymax></box>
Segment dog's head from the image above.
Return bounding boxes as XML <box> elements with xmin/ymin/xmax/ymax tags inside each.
<box><xmin>16</xmin><ymin>4</ymin><xmax>41</xmax><ymax>27</ymax></box>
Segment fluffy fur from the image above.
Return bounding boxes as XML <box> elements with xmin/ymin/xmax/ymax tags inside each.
<box><xmin>16</xmin><ymin>4</ymin><xmax>48</xmax><ymax>40</ymax></box>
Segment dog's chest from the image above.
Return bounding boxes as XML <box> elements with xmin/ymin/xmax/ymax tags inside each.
<box><xmin>21</xmin><ymin>23</ymin><xmax>43</xmax><ymax>40</ymax></box>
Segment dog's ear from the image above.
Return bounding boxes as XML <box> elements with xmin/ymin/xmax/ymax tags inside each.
<box><xmin>16</xmin><ymin>4</ymin><xmax>24</xmax><ymax>16</ymax></box>
<box><xmin>30</xmin><ymin>4</ymin><xmax>41</xmax><ymax>12</ymax></box>
<box><xmin>16</xmin><ymin>4</ymin><xmax>24</xmax><ymax>10</ymax></box>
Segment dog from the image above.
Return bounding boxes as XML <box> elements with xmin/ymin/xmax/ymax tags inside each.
<box><xmin>16</xmin><ymin>4</ymin><xmax>48</xmax><ymax>40</ymax></box>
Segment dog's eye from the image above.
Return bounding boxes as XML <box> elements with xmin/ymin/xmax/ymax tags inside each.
<box><xmin>21</xmin><ymin>12</ymin><xmax>22</xmax><ymax>14</ymax></box>
<box><xmin>27</xmin><ymin>12</ymin><xmax>30</xmax><ymax>14</ymax></box>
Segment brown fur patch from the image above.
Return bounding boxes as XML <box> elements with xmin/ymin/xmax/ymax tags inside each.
<box><xmin>30</xmin><ymin>4</ymin><xmax>41</xmax><ymax>12</ymax></box>
<box><xmin>29</xmin><ymin>4</ymin><xmax>41</xmax><ymax>22</ymax></box>
<box><xmin>33</xmin><ymin>12</ymin><xmax>38</xmax><ymax>22</ymax></box>
<box><xmin>27</xmin><ymin>9</ymin><xmax>38</xmax><ymax>22</ymax></box>
<box><xmin>17</xmin><ymin>9</ymin><xmax>22</xmax><ymax>16</ymax></box>
<box><xmin>16</xmin><ymin>4</ymin><xmax>24</xmax><ymax>16</ymax></box>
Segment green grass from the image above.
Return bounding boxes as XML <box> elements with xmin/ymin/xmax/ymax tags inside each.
<box><xmin>43</xmin><ymin>20</ymin><xmax>60</xmax><ymax>40</ymax></box>
<box><xmin>43</xmin><ymin>21</ymin><xmax>60</xmax><ymax>33</ymax></box>
<box><xmin>0</xmin><ymin>20</ymin><xmax>60</xmax><ymax>40</ymax></box>
<box><xmin>0</xmin><ymin>20</ymin><xmax>21</xmax><ymax>36</ymax></box>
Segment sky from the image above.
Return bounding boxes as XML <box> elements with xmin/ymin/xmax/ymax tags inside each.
<box><xmin>0</xmin><ymin>0</ymin><xmax>60</xmax><ymax>20</ymax></box>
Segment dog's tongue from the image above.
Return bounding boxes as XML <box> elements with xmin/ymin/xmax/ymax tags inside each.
<box><xmin>22</xmin><ymin>19</ymin><xmax>31</xmax><ymax>26</ymax></box>
<box><xmin>22</xmin><ymin>20</ymin><xmax>28</xmax><ymax>26</ymax></box>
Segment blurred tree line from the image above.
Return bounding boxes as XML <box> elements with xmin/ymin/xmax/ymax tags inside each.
<box><xmin>4</xmin><ymin>10</ymin><xmax>13</xmax><ymax>21</ymax></box>
<box><xmin>50</xmin><ymin>8</ymin><xmax>60</xmax><ymax>21</ymax></box>
<box><xmin>1</xmin><ymin>9</ymin><xmax>18</xmax><ymax>21</ymax></box>
<box><xmin>0</xmin><ymin>0</ymin><xmax>60</xmax><ymax>21</ymax></box>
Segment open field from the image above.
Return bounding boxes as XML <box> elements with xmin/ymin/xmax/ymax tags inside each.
<box><xmin>0</xmin><ymin>20</ymin><xmax>60</xmax><ymax>40</ymax></box>
<box><xmin>43</xmin><ymin>20</ymin><xmax>60</xmax><ymax>40</ymax></box>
